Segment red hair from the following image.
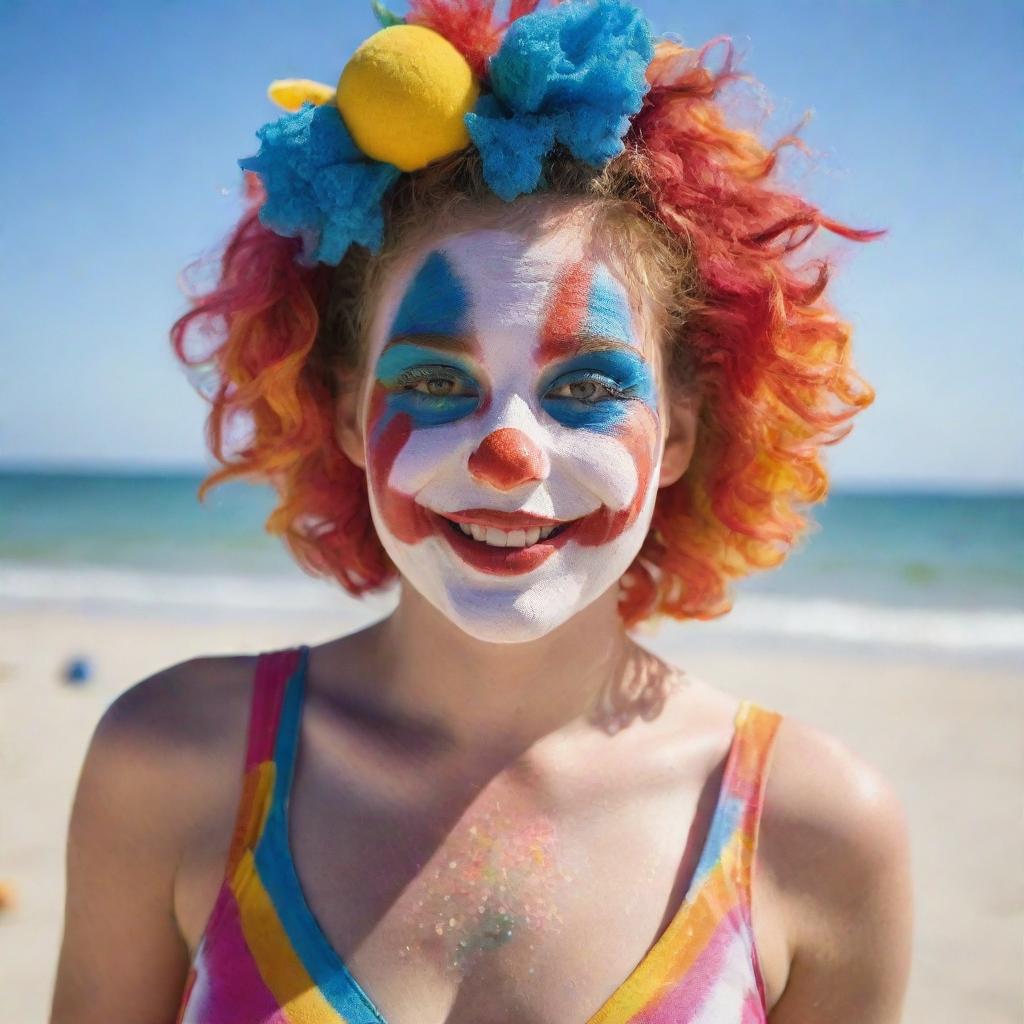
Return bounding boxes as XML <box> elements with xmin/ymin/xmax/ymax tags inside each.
<box><xmin>403</xmin><ymin>0</ymin><xmax>568</xmax><ymax>77</ymax></box>
<box><xmin>171</xmin><ymin>26</ymin><xmax>882</xmax><ymax>627</ymax></box>
<box><xmin>618</xmin><ymin>38</ymin><xmax>882</xmax><ymax>623</ymax></box>
<box><xmin>171</xmin><ymin>177</ymin><xmax>390</xmax><ymax>594</ymax></box>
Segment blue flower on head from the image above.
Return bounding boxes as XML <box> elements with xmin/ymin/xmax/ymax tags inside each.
<box><xmin>239</xmin><ymin>102</ymin><xmax>402</xmax><ymax>266</ymax></box>
<box><xmin>465</xmin><ymin>0</ymin><xmax>655</xmax><ymax>202</ymax></box>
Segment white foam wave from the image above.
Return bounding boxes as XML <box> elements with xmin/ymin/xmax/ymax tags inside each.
<box><xmin>1</xmin><ymin>561</ymin><xmax>1021</xmax><ymax>654</ymax></box>
<box><xmin>697</xmin><ymin>594</ymin><xmax>1024</xmax><ymax>653</ymax></box>
<box><xmin>0</xmin><ymin>561</ymin><xmax>355</xmax><ymax>614</ymax></box>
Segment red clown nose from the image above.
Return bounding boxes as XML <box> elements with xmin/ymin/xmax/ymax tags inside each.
<box><xmin>468</xmin><ymin>428</ymin><xmax>546</xmax><ymax>491</ymax></box>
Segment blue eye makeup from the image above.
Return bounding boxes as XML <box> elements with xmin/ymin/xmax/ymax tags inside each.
<box><xmin>375</xmin><ymin>342</ymin><xmax>481</xmax><ymax>427</ymax></box>
<box><xmin>540</xmin><ymin>349</ymin><xmax>656</xmax><ymax>430</ymax></box>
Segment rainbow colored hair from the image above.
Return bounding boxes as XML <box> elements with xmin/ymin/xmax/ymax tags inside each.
<box><xmin>171</xmin><ymin>1</ymin><xmax>881</xmax><ymax>627</ymax></box>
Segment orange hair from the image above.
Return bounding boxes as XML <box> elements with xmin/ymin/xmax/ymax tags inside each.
<box><xmin>171</xmin><ymin>36</ymin><xmax>881</xmax><ymax>626</ymax></box>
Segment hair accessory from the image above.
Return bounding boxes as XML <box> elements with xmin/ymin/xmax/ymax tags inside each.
<box><xmin>237</xmin><ymin>103</ymin><xmax>402</xmax><ymax>266</ymax></box>
<box><xmin>238</xmin><ymin>0</ymin><xmax>656</xmax><ymax>265</ymax></box>
<box><xmin>465</xmin><ymin>0</ymin><xmax>654</xmax><ymax>201</ymax></box>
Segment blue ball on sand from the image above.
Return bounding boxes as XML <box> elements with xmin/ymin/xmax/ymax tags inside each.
<box><xmin>63</xmin><ymin>657</ymin><xmax>93</xmax><ymax>685</ymax></box>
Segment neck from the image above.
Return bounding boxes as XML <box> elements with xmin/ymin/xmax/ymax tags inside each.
<box><xmin>354</xmin><ymin>582</ymin><xmax>649</xmax><ymax>761</ymax></box>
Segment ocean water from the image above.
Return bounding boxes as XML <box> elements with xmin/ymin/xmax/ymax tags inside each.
<box><xmin>1</xmin><ymin>471</ymin><xmax>1021</xmax><ymax>659</ymax></box>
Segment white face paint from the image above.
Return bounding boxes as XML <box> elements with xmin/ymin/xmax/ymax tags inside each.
<box><xmin>361</xmin><ymin>225</ymin><xmax>664</xmax><ymax>643</ymax></box>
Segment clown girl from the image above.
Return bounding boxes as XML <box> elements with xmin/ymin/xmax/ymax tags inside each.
<box><xmin>53</xmin><ymin>2</ymin><xmax>912</xmax><ymax>1022</ymax></box>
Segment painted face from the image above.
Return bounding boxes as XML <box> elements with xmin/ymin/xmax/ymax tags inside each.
<box><xmin>360</xmin><ymin>226</ymin><xmax>663</xmax><ymax>643</ymax></box>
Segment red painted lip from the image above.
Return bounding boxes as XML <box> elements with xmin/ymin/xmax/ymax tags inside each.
<box><xmin>428</xmin><ymin>510</ymin><xmax>582</xmax><ymax>576</ymax></box>
<box><xmin>442</xmin><ymin>508</ymin><xmax>568</xmax><ymax>530</ymax></box>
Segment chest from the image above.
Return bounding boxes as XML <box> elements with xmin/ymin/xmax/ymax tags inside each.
<box><xmin>179</xmin><ymin>710</ymin><xmax>789</xmax><ymax>1023</ymax></box>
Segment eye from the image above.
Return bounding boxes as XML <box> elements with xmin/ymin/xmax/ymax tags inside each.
<box><xmin>546</xmin><ymin>374</ymin><xmax>626</xmax><ymax>404</ymax></box>
<box><xmin>395</xmin><ymin>366</ymin><xmax>478</xmax><ymax>400</ymax></box>
<box><xmin>411</xmin><ymin>376</ymin><xmax>458</xmax><ymax>397</ymax></box>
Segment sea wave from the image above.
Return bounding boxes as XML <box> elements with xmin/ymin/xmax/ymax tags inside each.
<box><xmin>0</xmin><ymin>561</ymin><xmax>360</xmax><ymax>614</ymax></box>
<box><xmin>1</xmin><ymin>561</ymin><xmax>1021</xmax><ymax>655</ymax></box>
<box><xmin>695</xmin><ymin>594</ymin><xmax>1024</xmax><ymax>653</ymax></box>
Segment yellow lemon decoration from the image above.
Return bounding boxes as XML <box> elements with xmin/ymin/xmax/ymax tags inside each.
<box><xmin>336</xmin><ymin>24</ymin><xmax>479</xmax><ymax>172</ymax></box>
<box><xmin>267</xmin><ymin>78</ymin><xmax>336</xmax><ymax>112</ymax></box>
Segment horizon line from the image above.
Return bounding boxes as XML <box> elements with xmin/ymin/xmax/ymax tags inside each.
<box><xmin>0</xmin><ymin>460</ymin><xmax>1021</xmax><ymax>499</ymax></box>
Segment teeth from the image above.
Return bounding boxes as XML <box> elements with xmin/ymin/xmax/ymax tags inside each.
<box><xmin>449</xmin><ymin>520</ymin><xmax>562</xmax><ymax>547</ymax></box>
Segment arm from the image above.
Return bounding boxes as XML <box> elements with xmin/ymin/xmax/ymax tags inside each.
<box><xmin>767</xmin><ymin>720</ymin><xmax>915</xmax><ymax>1023</ymax></box>
<box><xmin>50</xmin><ymin>666</ymin><xmax>196</xmax><ymax>1023</ymax></box>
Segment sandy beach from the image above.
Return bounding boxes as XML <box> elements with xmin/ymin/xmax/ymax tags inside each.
<box><xmin>1</xmin><ymin>606</ymin><xmax>1020</xmax><ymax>1023</ymax></box>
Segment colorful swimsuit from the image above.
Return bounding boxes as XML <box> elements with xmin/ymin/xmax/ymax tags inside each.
<box><xmin>177</xmin><ymin>646</ymin><xmax>783</xmax><ymax>1023</ymax></box>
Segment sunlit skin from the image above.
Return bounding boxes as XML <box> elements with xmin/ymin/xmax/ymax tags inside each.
<box><xmin>393</xmin><ymin>790</ymin><xmax>575</xmax><ymax>978</ymax></box>
<box><xmin>347</xmin><ymin>225</ymin><xmax>666</xmax><ymax>644</ymax></box>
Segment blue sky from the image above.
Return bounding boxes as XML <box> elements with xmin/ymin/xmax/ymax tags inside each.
<box><xmin>0</xmin><ymin>0</ymin><xmax>1020</xmax><ymax>490</ymax></box>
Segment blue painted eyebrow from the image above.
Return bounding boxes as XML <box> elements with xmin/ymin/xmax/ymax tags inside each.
<box><xmin>388</xmin><ymin>250</ymin><xmax>471</xmax><ymax>340</ymax></box>
<box><xmin>584</xmin><ymin>265</ymin><xmax>637</xmax><ymax>348</ymax></box>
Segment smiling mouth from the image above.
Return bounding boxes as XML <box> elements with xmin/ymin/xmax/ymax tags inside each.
<box><xmin>440</xmin><ymin>517</ymin><xmax>575</xmax><ymax>548</ymax></box>
<box><xmin>427</xmin><ymin>508</ymin><xmax>583</xmax><ymax>574</ymax></box>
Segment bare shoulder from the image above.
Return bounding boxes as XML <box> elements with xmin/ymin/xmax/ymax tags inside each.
<box><xmin>758</xmin><ymin>712</ymin><xmax>914</xmax><ymax>1023</ymax></box>
<box><xmin>98</xmin><ymin>652</ymin><xmax>257</xmax><ymax>753</ymax></box>
<box><xmin>761</xmin><ymin>713</ymin><xmax>912</xmax><ymax>894</ymax></box>
<box><xmin>52</xmin><ymin>654</ymin><xmax>261</xmax><ymax>1022</ymax></box>
<box><xmin>73</xmin><ymin>652</ymin><xmax>262</xmax><ymax>903</ymax></box>
<box><xmin>71</xmin><ymin>652</ymin><xmax>261</xmax><ymax>882</ymax></box>
<box><xmin>83</xmin><ymin>650</ymin><xmax>260</xmax><ymax>867</ymax></box>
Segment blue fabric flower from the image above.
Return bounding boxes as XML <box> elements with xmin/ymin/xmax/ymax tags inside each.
<box><xmin>238</xmin><ymin>102</ymin><xmax>401</xmax><ymax>266</ymax></box>
<box><xmin>465</xmin><ymin>0</ymin><xmax>655</xmax><ymax>202</ymax></box>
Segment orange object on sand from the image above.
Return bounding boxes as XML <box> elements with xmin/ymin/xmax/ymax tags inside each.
<box><xmin>0</xmin><ymin>881</ymin><xmax>16</xmax><ymax>912</ymax></box>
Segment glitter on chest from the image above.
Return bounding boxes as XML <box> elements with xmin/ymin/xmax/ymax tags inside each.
<box><xmin>396</xmin><ymin>799</ymin><xmax>573</xmax><ymax>975</ymax></box>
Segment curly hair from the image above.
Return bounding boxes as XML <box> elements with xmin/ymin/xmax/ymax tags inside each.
<box><xmin>171</xmin><ymin>33</ymin><xmax>882</xmax><ymax>628</ymax></box>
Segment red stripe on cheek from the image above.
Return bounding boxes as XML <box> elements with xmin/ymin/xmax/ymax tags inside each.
<box><xmin>367</xmin><ymin>384</ymin><xmax>432</xmax><ymax>544</ymax></box>
<box><xmin>575</xmin><ymin>405</ymin><xmax>659</xmax><ymax>547</ymax></box>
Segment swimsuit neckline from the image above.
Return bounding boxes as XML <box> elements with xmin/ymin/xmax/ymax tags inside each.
<box><xmin>258</xmin><ymin>645</ymin><xmax>750</xmax><ymax>1024</ymax></box>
